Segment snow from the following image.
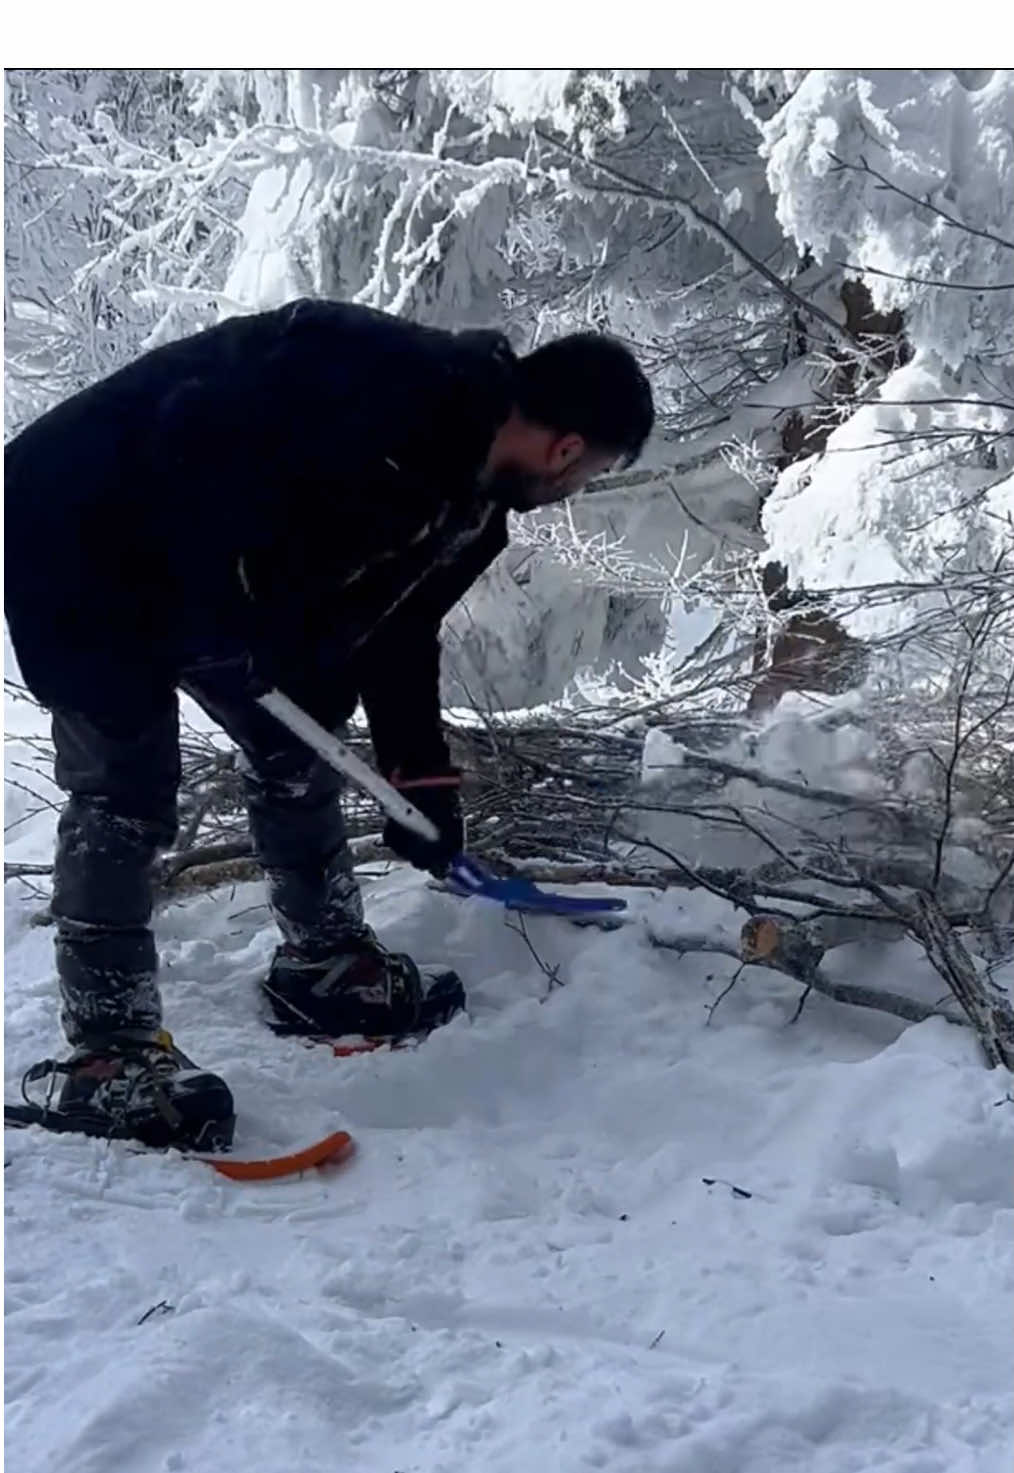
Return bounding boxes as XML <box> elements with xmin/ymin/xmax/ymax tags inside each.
<box><xmin>641</xmin><ymin>728</ymin><xmax>687</xmax><ymax>782</ymax></box>
<box><xmin>759</xmin><ymin>70</ymin><xmax>1014</xmax><ymax>641</ymax></box>
<box><xmin>435</xmin><ymin>70</ymin><xmax>648</xmax><ymax>144</ymax></box>
<box><xmin>762</xmin><ymin>70</ymin><xmax>1014</xmax><ymax>369</ymax></box>
<box><xmin>6</xmin><ymin>66</ymin><xmax>1014</xmax><ymax>1471</ymax></box>
<box><xmin>223</xmin><ymin>162</ymin><xmax>319</xmax><ymax>312</ymax></box>
<box><xmin>6</xmin><ymin>792</ymin><xmax>1014</xmax><ymax>1470</ymax></box>
<box><xmin>762</xmin><ymin>357</ymin><xmax>1014</xmax><ymax>630</ymax></box>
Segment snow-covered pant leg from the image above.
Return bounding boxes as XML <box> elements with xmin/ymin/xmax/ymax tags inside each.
<box><xmin>182</xmin><ymin>682</ymin><xmax>366</xmax><ymax>959</ymax></box>
<box><xmin>50</xmin><ymin>706</ymin><xmax>181</xmax><ymax>1047</ymax></box>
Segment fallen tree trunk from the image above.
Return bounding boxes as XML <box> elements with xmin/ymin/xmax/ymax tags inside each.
<box><xmin>737</xmin><ymin>913</ymin><xmax>962</xmax><ymax>1028</ymax></box>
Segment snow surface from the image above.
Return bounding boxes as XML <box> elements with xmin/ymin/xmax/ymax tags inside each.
<box><xmin>6</xmin><ymin>764</ymin><xmax>1014</xmax><ymax>1471</ymax></box>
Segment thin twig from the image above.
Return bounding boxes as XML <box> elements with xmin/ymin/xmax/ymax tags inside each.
<box><xmin>503</xmin><ymin>911</ymin><xmax>564</xmax><ymax>995</ymax></box>
<box><xmin>706</xmin><ymin>965</ymin><xmax>745</xmax><ymax>1024</ymax></box>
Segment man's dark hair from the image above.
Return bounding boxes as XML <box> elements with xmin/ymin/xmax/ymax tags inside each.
<box><xmin>515</xmin><ymin>333</ymin><xmax>654</xmax><ymax>467</ymax></box>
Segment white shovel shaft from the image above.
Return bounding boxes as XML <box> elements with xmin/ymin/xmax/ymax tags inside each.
<box><xmin>256</xmin><ymin>688</ymin><xmax>440</xmax><ymax>843</ymax></box>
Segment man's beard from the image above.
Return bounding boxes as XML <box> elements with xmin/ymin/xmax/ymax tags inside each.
<box><xmin>479</xmin><ymin>464</ymin><xmax>548</xmax><ymax>513</ymax></box>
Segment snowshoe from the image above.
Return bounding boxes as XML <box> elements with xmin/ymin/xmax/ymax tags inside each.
<box><xmin>261</xmin><ymin>937</ymin><xmax>465</xmax><ymax>1042</ymax></box>
<box><xmin>9</xmin><ymin>1031</ymin><xmax>235</xmax><ymax>1152</ymax></box>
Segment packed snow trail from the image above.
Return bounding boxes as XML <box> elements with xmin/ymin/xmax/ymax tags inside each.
<box><xmin>5</xmin><ymin>858</ymin><xmax>1013</xmax><ymax>1473</ymax></box>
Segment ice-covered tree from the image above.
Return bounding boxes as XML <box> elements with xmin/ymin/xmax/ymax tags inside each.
<box><xmin>4</xmin><ymin>69</ymin><xmax>204</xmax><ymax>429</ymax></box>
<box><xmin>7</xmin><ymin>68</ymin><xmax>1012</xmax><ymax>703</ymax></box>
<box><xmin>759</xmin><ymin>69</ymin><xmax>1013</xmax><ymax>606</ymax></box>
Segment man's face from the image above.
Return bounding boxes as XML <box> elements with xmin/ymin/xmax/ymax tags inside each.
<box><xmin>483</xmin><ymin>432</ymin><xmax>619</xmax><ymax>513</ymax></box>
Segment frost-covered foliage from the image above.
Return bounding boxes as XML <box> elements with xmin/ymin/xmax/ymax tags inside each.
<box><xmin>759</xmin><ymin>70</ymin><xmax>1013</xmax><ymax>605</ymax></box>
<box><xmin>2</xmin><ymin>67</ymin><xmax>793</xmax><ymax>703</ymax></box>
<box><xmin>5</xmin><ymin>69</ymin><xmax>1013</xmax><ymax>728</ymax></box>
<box><xmin>750</xmin><ymin>69</ymin><xmax>1014</xmax><ymax>839</ymax></box>
<box><xmin>764</xmin><ymin>71</ymin><xmax>1013</xmax><ymax>368</ymax></box>
<box><xmin>4</xmin><ymin>70</ymin><xmax>204</xmax><ymax>429</ymax></box>
<box><xmin>7</xmin><ymin>69</ymin><xmax>798</xmax><ymax>436</ymax></box>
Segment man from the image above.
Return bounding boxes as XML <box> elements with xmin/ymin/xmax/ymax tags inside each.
<box><xmin>5</xmin><ymin>298</ymin><xmax>654</xmax><ymax>1151</ymax></box>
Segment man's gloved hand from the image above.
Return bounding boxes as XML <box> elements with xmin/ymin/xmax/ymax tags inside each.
<box><xmin>383</xmin><ymin>767</ymin><xmax>465</xmax><ymax>877</ymax></box>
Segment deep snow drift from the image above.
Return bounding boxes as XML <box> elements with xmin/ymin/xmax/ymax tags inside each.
<box><xmin>5</xmin><ymin>783</ymin><xmax>1013</xmax><ymax>1472</ymax></box>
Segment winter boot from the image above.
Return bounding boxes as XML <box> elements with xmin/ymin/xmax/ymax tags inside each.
<box><xmin>262</xmin><ymin>935</ymin><xmax>465</xmax><ymax>1041</ymax></box>
<box><xmin>19</xmin><ymin>1031</ymin><xmax>235</xmax><ymax>1151</ymax></box>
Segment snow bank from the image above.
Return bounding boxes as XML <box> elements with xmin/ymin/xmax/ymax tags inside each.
<box><xmin>6</xmin><ymin>860</ymin><xmax>1013</xmax><ymax>1472</ymax></box>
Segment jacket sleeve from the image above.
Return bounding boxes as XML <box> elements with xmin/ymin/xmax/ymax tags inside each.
<box><xmin>353</xmin><ymin>514</ymin><xmax>508</xmax><ymax>776</ymax></box>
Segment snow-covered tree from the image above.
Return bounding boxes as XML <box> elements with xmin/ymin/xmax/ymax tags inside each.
<box><xmin>6</xmin><ymin>69</ymin><xmax>1012</xmax><ymax>718</ymax></box>
<box><xmin>4</xmin><ymin>69</ymin><xmax>204</xmax><ymax>429</ymax></box>
<box><xmin>759</xmin><ymin>69</ymin><xmax>1013</xmax><ymax>608</ymax></box>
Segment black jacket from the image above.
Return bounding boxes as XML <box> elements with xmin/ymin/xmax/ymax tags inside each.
<box><xmin>5</xmin><ymin>299</ymin><xmax>515</xmax><ymax>772</ymax></box>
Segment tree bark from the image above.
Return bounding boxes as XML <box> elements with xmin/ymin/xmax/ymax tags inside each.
<box><xmin>908</xmin><ymin>892</ymin><xmax>1014</xmax><ymax>1069</ymax></box>
<box><xmin>738</xmin><ymin>913</ymin><xmax>960</xmax><ymax>1028</ymax></box>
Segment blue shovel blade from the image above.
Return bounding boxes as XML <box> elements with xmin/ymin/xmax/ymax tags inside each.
<box><xmin>445</xmin><ymin>855</ymin><xmax>628</xmax><ymax>917</ymax></box>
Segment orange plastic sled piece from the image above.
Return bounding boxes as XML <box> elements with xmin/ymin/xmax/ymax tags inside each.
<box><xmin>193</xmin><ymin>1129</ymin><xmax>355</xmax><ymax>1181</ymax></box>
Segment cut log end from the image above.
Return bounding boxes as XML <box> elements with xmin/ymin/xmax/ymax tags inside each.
<box><xmin>740</xmin><ymin>915</ymin><xmax>825</xmax><ymax>978</ymax></box>
<box><xmin>741</xmin><ymin>916</ymin><xmax>782</xmax><ymax>963</ymax></box>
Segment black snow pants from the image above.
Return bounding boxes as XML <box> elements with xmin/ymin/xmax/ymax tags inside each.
<box><xmin>50</xmin><ymin>678</ymin><xmax>365</xmax><ymax>1047</ymax></box>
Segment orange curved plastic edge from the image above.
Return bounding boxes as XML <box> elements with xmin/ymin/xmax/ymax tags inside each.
<box><xmin>194</xmin><ymin>1129</ymin><xmax>355</xmax><ymax>1181</ymax></box>
<box><xmin>331</xmin><ymin>1039</ymin><xmax>386</xmax><ymax>1058</ymax></box>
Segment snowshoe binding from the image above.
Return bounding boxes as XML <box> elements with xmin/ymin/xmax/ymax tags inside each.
<box><xmin>262</xmin><ymin>935</ymin><xmax>465</xmax><ymax>1045</ymax></box>
<box><xmin>8</xmin><ymin>1031</ymin><xmax>235</xmax><ymax>1151</ymax></box>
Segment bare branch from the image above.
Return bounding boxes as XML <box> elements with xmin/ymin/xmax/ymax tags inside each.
<box><xmin>840</xmin><ymin>261</ymin><xmax>1014</xmax><ymax>292</ymax></box>
<box><xmin>4</xmin><ymin>862</ymin><xmax>54</xmax><ymax>879</ymax></box>
<box><xmin>909</xmin><ymin>893</ymin><xmax>1014</xmax><ymax>1068</ymax></box>
<box><xmin>828</xmin><ymin>153</ymin><xmax>1014</xmax><ymax>253</ymax></box>
<box><xmin>535</xmin><ymin>127</ymin><xmax>860</xmax><ymax>353</ymax></box>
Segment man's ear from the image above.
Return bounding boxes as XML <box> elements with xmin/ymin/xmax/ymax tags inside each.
<box><xmin>550</xmin><ymin>432</ymin><xmax>586</xmax><ymax>472</ymax></box>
